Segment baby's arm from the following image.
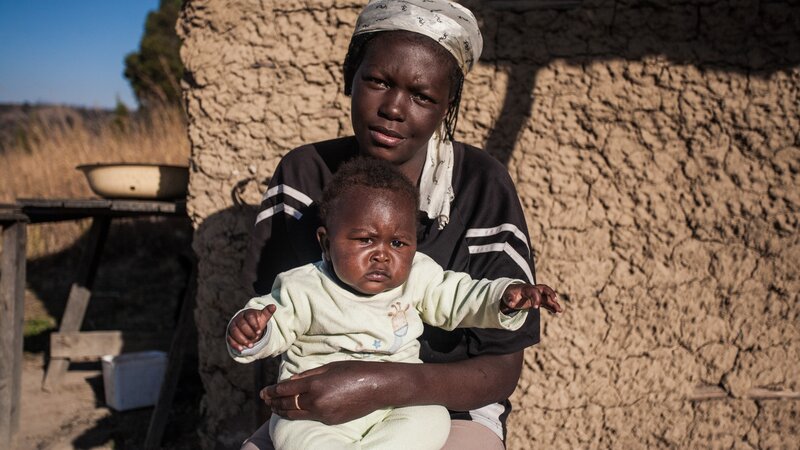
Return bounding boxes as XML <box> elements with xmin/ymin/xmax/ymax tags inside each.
<box><xmin>227</xmin><ymin>271</ymin><xmax>312</xmax><ymax>362</ymax></box>
<box><xmin>413</xmin><ymin>254</ymin><xmax>562</xmax><ymax>329</ymax></box>
<box><xmin>501</xmin><ymin>283</ymin><xmax>563</xmax><ymax>315</ymax></box>
<box><xmin>227</xmin><ymin>304</ymin><xmax>276</xmax><ymax>353</ymax></box>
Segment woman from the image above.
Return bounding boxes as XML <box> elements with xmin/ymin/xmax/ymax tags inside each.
<box><xmin>242</xmin><ymin>1</ymin><xmax>542</xmax><ymax>448</ymax></box>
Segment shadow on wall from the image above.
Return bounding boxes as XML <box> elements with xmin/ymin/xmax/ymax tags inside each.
<box><xmin>464</xmin><ymin>0</ymin><xmax>798</xmax><ymax>164</ymax></box>
<box><xmin>181</xmin><ymin>0</ymin><xmax>800</xmax><ymax>447</ymax></box>
<box><xmin>188</xmin><ymin>200</ymin><xmax>283</xmax><ymax>446</ymax></box>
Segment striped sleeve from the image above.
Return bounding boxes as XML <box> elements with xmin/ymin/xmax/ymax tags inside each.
<box><xmin>255</xmin><ymin>183</ymin><xmax>314</xmax><ymax>224</ymax></box>
<box><xmin>242</xmin><ymin>148</ymin><xmax>325</xmax><ymax>296</ymax></box>
<box><xmin>465</xmin><ymin>222</ymin><xmax>534</xmax><ymax>284</ymax></box>
<box><xmin>456</xmin><ymin>149</ymin><xmax>540</xmax><ymax>354</ymax></box>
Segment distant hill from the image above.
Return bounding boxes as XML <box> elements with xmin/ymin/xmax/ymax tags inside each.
<box><xmin>0</xmin><ymin>103</ymin><xmax>116</xmax><ymax>153</ymax></box>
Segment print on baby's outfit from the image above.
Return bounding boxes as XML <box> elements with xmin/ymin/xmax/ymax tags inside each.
<box><xmin>387</xmin><ymin>301</ymin><xmax>410</xmax><ymax>354</ymax></box>
<box><xmin>345</xmin><ymin>300</ymin><xmax>411</xmax><ymax>357</ymax></box>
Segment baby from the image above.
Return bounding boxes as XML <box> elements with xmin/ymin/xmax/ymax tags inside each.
<box><xmin>227</xmin><ymin>157</ymin><xmax>561</xmax><ymax>450</ymax></box>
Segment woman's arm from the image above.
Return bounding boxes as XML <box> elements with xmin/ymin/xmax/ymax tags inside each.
<box><xmin>258</xmin><ymin>144</ymin><xmax>538</xmax><ymax>425</ymax></box>
<box><xmin>262</xmin><ymin>352</ymin><xmax>523</xmax><ymax>424</ymax></box>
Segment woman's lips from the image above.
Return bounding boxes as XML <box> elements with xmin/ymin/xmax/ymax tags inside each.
<box><xmin>369</xmin><ymin>127</ymin><xmax>405</xmax><ymax>147</ymax></box>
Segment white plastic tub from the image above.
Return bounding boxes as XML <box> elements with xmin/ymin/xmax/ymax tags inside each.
<box><xmin>101</xmin><ymin>351</ymin><xmax>167</xmax><ymax>411</ymax></box>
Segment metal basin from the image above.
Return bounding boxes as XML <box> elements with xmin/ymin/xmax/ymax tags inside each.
<box><xmin>77</xmin><ymin>163</ymin><xmax>189</xmax><ymax>199</ymax></box>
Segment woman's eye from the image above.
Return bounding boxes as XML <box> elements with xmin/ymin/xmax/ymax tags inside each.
<box><xmin>412</xmin><ymin>93</ymin><xmax>433</xmax><ymax>104</ymax></box>
<box><xmin>366</xmin><ymin>77</ymin><xmax>388</xmax><ymax>88</ymax></box>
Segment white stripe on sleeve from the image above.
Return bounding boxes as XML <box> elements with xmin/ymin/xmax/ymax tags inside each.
<box><xmin>468</xmin><ymin>243</ymin><xmax>534</xmax><ymax>283</ymax></box>
<box><xmin>468</xmin><ymin>402</ymin><xmax>505</xmax><ymax>441</ymax></box>
<box><xmin>262</xmin><ymin>184</ymin><xmax>313</xmax><ymax>206</ymax></box>
<box><xmin>465</xmin><ymin>223</ymin><xmax>530</xmax><ymax>256</ymax></box>
<box><xmin>255</xmin><ymin>203</ymin><xmax>302</xmax><ymax>224</ymax></box>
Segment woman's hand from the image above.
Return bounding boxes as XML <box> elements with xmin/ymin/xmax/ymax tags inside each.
<box><xmin>260</xmin><ymin>351</ymin><xmax>525</xmax><ymax>424</ymax></box>
<box><xmin>261</xmin><ymin>360</ymin><xmax>399</xmax><ymax>424</ymax></box>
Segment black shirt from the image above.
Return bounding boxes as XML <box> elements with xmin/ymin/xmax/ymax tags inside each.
<box><xmin>243</xmin><ymin>136</ymin><xmax>539</xmax><ymax>439</ymax></box>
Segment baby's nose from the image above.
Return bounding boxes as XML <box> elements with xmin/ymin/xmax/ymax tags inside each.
<box><xmin>370</xmin><ymin>248</ymin><xmax>389</xmax><ymax>262</ymax></box>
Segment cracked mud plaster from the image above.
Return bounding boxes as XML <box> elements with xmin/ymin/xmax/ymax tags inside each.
<box><xmin>180</xmin><ymin>0</ymin><xmax>800</xmax><ymax>448</ymax></box>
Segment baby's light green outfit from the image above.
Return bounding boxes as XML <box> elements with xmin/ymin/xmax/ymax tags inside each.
<box><xmin>228</xmin><ymin>252</ymin><xmax>526</xmax><ymax>450</ymax></box>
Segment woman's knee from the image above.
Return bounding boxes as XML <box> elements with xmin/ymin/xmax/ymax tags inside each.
<box><xmin>240</xmin><ymin>421</ymin><xmax>274</xmax><ymax>450</ymax></box>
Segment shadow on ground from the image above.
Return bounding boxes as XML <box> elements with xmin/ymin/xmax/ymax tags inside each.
<box><xmin>23</xmin><ymin>216</ymin><xmax>203</xmax><ymax>449</ymax></box>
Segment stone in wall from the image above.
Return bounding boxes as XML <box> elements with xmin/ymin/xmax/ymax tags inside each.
<box><xmin>180</xmin><ymin>0</ymin><xmax>799</xmax><ymax>448</ymax></box>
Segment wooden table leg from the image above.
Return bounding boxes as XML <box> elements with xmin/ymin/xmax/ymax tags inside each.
<box><xmin>43</xmin><ymin>217</ymin><xmax>110</xmax><ymax>391</ymax></box>
<box><xmin>143</xmin><ymin>255</ymin><xmax>197</xmax><ymax>450</ymax></box>
<box><xmin>0</xmin><ymin>219</ymin><xmax>27</xmax><ymax>448</ymax></box>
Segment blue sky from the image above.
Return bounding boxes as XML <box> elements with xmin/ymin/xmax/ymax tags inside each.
<box><xmin>0</xmin><ymin>0</ymin><xmax>161</xmax><ymax>109</ymax></box>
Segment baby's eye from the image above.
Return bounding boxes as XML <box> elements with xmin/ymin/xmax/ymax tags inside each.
<box><xmin>390</xmin><ymin>240</ymin><xmax>406</xmax><ymax>248</ymax></box>
<box><xmin>357</xmin><ymin>237</ymin><xmax>373</xmax><ymax>244</ymax></box>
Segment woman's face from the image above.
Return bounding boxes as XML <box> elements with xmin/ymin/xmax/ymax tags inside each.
<box><xmin>350</xmin><ymin>34</ymin><xmax>453</xmax><ymax>178</ymax></box>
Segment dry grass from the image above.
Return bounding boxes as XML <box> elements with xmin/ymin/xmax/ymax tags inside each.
<box><xmin>0</xmin><ymin>105</ymin><xmax>190</xmax><ymax>256</ymax></box>
<box><xmin>1</xmin><ymin>105</ymin><xmax>200</xmax><ymax>448</ymax></box>
<box><xmin>1</xmin><ymin>105</ymin><xmax>189</xmax><ymax>200</ymax></box>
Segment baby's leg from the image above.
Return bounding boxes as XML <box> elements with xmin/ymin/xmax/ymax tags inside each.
<box><xmin>269</xmin><ymin>414</ymin><xmax>361</xmax><ymax>450</ymax></box>
<box><xmin>359</xmin><ymin>405</ymin><xmax>450</xmax><ymax>450</ymax></box>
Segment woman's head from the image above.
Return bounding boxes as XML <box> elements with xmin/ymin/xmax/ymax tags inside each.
<box><xmin>343</xmin><ymin>0</ymin><xmax>483</xmax><ymax>173</ymax></box>
<box><xmin>344</xmin><ymin>31</ymin><xmax>463</xmax><ymax>141</ymax></box>
<box><xmin>345</xmin><ymin>0</ymin><xmax>483</xmax><ymax>88</ymax></box>
<box><xmin>317</xmin><ymin>157</ymin><xmax>420</xmax><ymax>295</ymax></box>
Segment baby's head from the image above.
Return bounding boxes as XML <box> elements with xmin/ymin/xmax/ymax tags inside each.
<box><xmin>317</xmin><ymin>157</ymin><xmax>419</xmax><ymax>295</ymax></box>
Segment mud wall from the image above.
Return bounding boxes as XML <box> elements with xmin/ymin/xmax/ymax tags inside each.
<box><xmin>178</xmin><ymin>0</ymin><xmax>800</xmax><ymax>448</ymax></box>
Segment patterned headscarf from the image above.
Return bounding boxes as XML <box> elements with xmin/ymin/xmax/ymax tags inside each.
<box><xmin>352</xmin><ymin>0</ymin><xmax>484</xmax><ymax>229</ymax></box>
<box><xmin>353</xmin><ymin>0</ymin><xmax>483</xmax><ymax>76</ymax></box>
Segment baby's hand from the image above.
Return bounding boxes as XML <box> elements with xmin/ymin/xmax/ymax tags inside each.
<box><xmin>227</xmin><ymin>304</ymin><xmax>276</xmax><ymax>352</ymax></box>
<box><xmin>502</xmin><ymin>284</ymin><xmax>563</xmax><ymax>315</ymax></box>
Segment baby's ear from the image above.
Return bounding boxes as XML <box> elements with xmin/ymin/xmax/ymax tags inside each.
<box><xmin>316</xmin><ymin>226</ymin><xmax>330</xmax><ymax>260</ymax></box>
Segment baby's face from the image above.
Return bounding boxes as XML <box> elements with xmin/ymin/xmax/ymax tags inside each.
<box><xmin>318</xmin><ymin>186</ymin><xmax>417</xmax><ymax>295</ymax></box>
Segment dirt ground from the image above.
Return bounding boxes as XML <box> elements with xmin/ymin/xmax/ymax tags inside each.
<box><xmin>14</xmin><ymin>217</ymin><xmax>203</xmax><ymax>450</ymax></box>
<box><xmin>17</xmin><ymin>352</ymin><xmax>202</xmax><ymax>450</ymax></box>
<box><xmin>18</xmin><ymin>354</ymin><xmax>112</xmax><ymax>449</ymax></box>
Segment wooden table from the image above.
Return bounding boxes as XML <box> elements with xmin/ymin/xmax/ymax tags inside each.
<box><xmin>3</xmin><ymin>198</ymin><xmax>194</xmax><ymax>449</ymax></box>
<box><xmin>18</xmin><ymin>198</ymin><xmax>188</xmax><ymax>389</ymax></box>
<box><xmin>0</xmin><ymin>208</ymin><xmax>28</xmax><ymax>448</ymax></box>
